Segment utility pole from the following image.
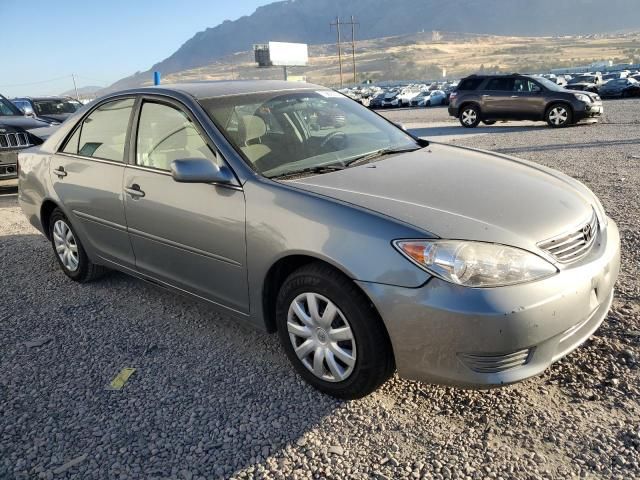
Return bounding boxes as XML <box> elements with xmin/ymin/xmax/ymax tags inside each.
<box><xmin>71</xmin><ymin>74</ymin><xmax>79</xmax><ymax>100</ymax></box>
<box><xmin>330</xmin><ymin>16</ymin><xmax>344</xmax><ymax>88</ymax></box>
<box><xmin>349</xmin><ymin>15</ymin><xmax>359</xmax><ymax>83</ymax></box>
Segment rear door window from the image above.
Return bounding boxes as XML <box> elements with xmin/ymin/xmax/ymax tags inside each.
<box><xmin>64</xmin><ymin>98</ymin><xmax>134</xmax><ymax>162</ymax></box>
<box><xmin>486</xmin><ymin>78</ymin><xmax>515</xmax><ymax>91</ymax></box>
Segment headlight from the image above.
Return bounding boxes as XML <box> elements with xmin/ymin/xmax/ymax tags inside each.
<box><xmin>574</xmin><ymin>93</ymin><xmax>591</xmax><ymax>103</ymax></box>
<box><xmin>394</xmin><ymin>240</ymin><xmax>558</xmax><ymax>288</ymax></box>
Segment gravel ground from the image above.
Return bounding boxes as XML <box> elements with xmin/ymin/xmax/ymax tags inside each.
<box><xmin>1</xmin><ymin>100</ymin><xmax>639</xmax><ymax>480</ymax></box>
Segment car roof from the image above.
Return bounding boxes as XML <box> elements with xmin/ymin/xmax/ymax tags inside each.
<box><xmin>134</xmin><ymin>80</ymin><xmax>324</xmax><ymax>99</ymax></box>
<box><xmin>14</xmin><ymin>96</ymin><xmax>77</xmax><ymax>101</ymax></box>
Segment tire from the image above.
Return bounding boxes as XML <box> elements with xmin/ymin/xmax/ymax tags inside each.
<box><xmin>545</xmin><ymin>103</ymin><xmax>573</xmax><ymax>128</ymax></box>
<box><xmin>426</xmin><ymin>101</ymin><xmax>431</xmax><ymax>107</ymax></box>
<box><xmin>49</xmin><ymin>208</ymin><xmax>106</xmax><ymax>282</ymax></box>
<box><xmin>482</xmin><ymin>120</ymin><xmax>497</xmax><ymax>125</ymax></box>
<box><xmin>459</xmin><ymin>104</ymin><xmax>481</xmax><ymax>128</ymax></box>
<box><xmin>275</xmin><ymin>262</ymin><xmax>394</xmax><ymax>399</ymax></box>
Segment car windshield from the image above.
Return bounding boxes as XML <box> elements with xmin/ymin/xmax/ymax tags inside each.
<box><xmin>569</xmin><ymin>76</ymin><xmax>594</xmax><ymax>84</ymax></box>
<box><xmin>0</xmin><ymin>97</ymin><xmax>23</xmax><ymax>116</ymax></box>
<box><xmin>534</xmin><ymin>76</ymin><xmax>564</xmax><ymax>91</ymax></box>
<box><xmin>200</xmin><ymin>90</ymin><xmax>419</xmax><ymax>178</ymax></box>
<box><xmin>33</xmin><ymin>98</ymin><xmax>83</xmax><ymax>115</ymax></box>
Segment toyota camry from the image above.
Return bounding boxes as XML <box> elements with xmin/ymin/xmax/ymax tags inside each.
<box><xmin>18</xmin><ymin>81</ymin><xmax>620</xmax><ymax>398</ymax></box>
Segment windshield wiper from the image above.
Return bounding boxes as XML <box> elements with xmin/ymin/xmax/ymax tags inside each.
<box><xmin>345</xmin><ymin>146</ymin><xmax>422</xmax><ymax>167</ymax></box>
<box><xmin>270</xmin><ymin>163</ymin><xmax>346</xmax><ymax>179</ymax></box>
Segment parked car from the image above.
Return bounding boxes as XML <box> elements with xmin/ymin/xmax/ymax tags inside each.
<box><xmin>566</xmin><ymin>74</ymin><xmax>602</xmax><ymax>93</ymax></box>
<box><xmin>380</xmin><ymin>91</ymin><xmax>401</xmax><ymax>108</ymax></box>
<box><xmin>369</xmin><ymin>92</ymin><xmax>386</xmax><ymax>109</ymax></box>
<box><xmin>449</xmin><ymin>74</ymin><xmax>603</xmax><ymax>128</ymax></box>
<box><xmin>12</xmin><ymin>96</ymin><xmax>83</xmax><ymax>124</ymax></box>
<box><xmin>410</xmin><ymin>90</ymin><xmax>447</xmax><ymax>107</ymax></box>
<box><xmin>19</xmin><ymin>81</ymin><xmax>620</xmax><ymax>399</ymax></box>
<box><xmin>0</xmin><ymin>94</ymin><xmax>51</xmax><ymax>180</ymax></box>
<box><xmin>598</xmin><ymin>77</ymin><xmax>640</xmax><ymax>98</ymax></box>
<box><xmin>601</xmin><ymin>72</ymin><xmax>626</xmax><ymax>84</ymax></box>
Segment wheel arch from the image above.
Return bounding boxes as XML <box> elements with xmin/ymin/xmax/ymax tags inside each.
<box><xmin>459</xmin><ymin>101</ymin><xmax>481</xmax><ymax>114</ymax></box>
<box><xmin>261</xmin><ymin>254</ymin><xmax>382</xmax><ymax>335</ymax></box>
<box><xmin>40</xmin><ymin>199</ymin><xmax>62</xmax><ymax>240</ymax></box>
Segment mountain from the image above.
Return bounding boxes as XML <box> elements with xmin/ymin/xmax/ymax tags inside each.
<box><xmin>109</xmin><ymin>0</ymin><xmax>640</xmax><ymax>89</ymax></box>
<box><xmin>59</xmin><ymin>85</ymin><xmax>102</xmax><ymax>97</ymax></box>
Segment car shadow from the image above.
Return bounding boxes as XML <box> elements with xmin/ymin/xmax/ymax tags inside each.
<box><xmin>0</xmin><ymin>232</ymin><xmax>344</xmax><ymax>479</ymax></box>
<box><xmin>409</xmin><ymin>123</ymin><xmax>546</xmax><ymax>138</ymax></box>
<box><xmin>493</xmin><ymin>138</ymin><xmax>640</xmax><ymax>155</ymax></box>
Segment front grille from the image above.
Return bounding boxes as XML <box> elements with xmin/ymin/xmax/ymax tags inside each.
<box><xmin>538</xmin><ymin>211</ymin><xmax>599</xmax><ymax>263</ymax></box>
<box><xmin>459</xmin><ymin>348</ymin><xmax>532</xmax><ymax>373</ymax></box>
<box><xmin>0</xmin><ymin>132</ymin><xmax>31</xmax><ymax>149</ymax></box>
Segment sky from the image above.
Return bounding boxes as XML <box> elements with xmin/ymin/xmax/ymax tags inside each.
<box><xmin>0</xmin><ymin>0</ymin><xmax>273</xmax><ymax>97</ymax></box>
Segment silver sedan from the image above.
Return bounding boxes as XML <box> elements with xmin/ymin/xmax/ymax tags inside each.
<box><xmin>18</xmin><ymin>81</ymin><xmax>620</xmax><ymax>398</ymax></box>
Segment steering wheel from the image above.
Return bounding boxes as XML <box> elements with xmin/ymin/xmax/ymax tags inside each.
<box><xmin>320</xmin><ymin>131</ymin><xmax>348</xmax><ymax>150</ymax></box>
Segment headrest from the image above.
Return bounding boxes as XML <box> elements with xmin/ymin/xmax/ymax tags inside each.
<box><xmin>240</xmin><ymin>115</ymin><xmax>267</xmax><ymax>144</ymax></box>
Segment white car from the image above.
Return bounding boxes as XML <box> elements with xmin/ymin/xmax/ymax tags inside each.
<box><xmin>410</xmin><ymin>90</ymin><xmax>447</xmax><ymax>107</ymax></box>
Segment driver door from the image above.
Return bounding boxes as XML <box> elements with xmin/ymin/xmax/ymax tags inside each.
<box><xmin>123</xmin><ymin>98</ymin><xmax>249</xmax><ymax>314</ymax></box>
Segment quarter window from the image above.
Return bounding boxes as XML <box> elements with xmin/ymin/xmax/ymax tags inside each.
<box><xmin>67</xmin><ymin>98</ymin><xmax>134</xmax><ymax>161</ymax></box>
<box><xmin>136</xmin><ymin>102</ymin><xmax>217</xmax><ymax>171</ymax></box>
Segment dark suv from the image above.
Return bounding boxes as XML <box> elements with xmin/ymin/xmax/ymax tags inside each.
<box><xmin>448</xmin><ymin>74</ymin><xmax>603</xmax><ymax>128</ymax></box>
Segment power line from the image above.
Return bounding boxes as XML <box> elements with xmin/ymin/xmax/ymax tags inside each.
<box><xmin>330</xmin><ymin>16</ymin><xmax>344</xmax><ymax>88</ymax></box>
<box><xmin>0</xmin><ymin>75</ymin><xmax>73</xmax><ymax>88</ymax></box>
<box><xmin>330</xmin><ymin>16</ymin><xmax>359</xmax><ymax>87</ymax></box>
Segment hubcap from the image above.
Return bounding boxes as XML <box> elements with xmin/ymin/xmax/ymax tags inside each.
<box><xmin>53</xmin><ymin>220</ymin><xmax>79</xmax><ymax>272</ymax></box>
<box><xmin>287</xmin><ymin>292</ymin><xmax>356</xmax><ymax>383</ymax></box>
<box><xmin>549</xmin><ymin>107</ymin><xmax>568</xmax><ymax>125</ymax></box>
<box><xmin>462</xmin><ymin>109</ymin><xmax>477</xmax><ymax>125</ymax></box>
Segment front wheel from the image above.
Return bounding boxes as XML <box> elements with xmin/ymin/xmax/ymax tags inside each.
<box><xmin>546</xmin><ymin>104</ymin><xmax>573</xmax><ymax>128</ymax></box>
<box><xmin>459</xmin><ymin>105</ymin><xmax>481</xmax><ymax>128</ymax></box>
<box><xmin>276</xmin><ymin>263</ymin><xmax>394</xmax><ymax>399</ymax></box>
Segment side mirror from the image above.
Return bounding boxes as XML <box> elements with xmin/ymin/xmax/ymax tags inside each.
<box><xmin>22</xmin><ymin>105</ymin><xmax>35</xmax><ymax>117</ymax></box>
<box><xmin>170</xmin><ymin>158</ymin><xmax>234</xmax><ymax>184</ymax></box>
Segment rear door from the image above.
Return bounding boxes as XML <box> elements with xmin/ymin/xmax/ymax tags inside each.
<box><xmin>511</xmin><ymin>78</ymin><xmax>547</xmax><ymax>119</ymax></box>
<box><xmin>481</xmin><ymin>77</ymin><xmax>516</xmax><ymax>118</ymax></box>
<box><xmin>122</xmin><ymin>97</ymin><xmax>249</xmax><ymax>314</ymax></box>
<box><xmin>51</xmin><ymin>97</ymin><xmax>136</xmax><ymax>268</ymax></box>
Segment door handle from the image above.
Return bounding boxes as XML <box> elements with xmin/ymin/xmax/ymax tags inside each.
<box><xmin>124</xmin><ymin>184</ymin><xmax>145</xmax><ymax>198</ymax></box>
<box><xmin>53</xmin><ymin>166</ymin><xmax>67</xmax><ymax>178</ymax></box>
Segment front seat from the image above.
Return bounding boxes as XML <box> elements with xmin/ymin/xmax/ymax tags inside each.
<box><xmin>239</xmin><ymin>115</ymin><xmax>271</xmax><ymax>165</ymax></box>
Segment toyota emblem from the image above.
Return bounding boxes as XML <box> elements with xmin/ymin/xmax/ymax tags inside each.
<box><xmin>582</xmin><ymin>223</ymin><xmax>593</xmax><ymax>242</ymax></box>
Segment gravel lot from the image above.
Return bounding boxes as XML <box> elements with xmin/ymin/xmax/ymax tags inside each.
<box><xmin>1</xmin><ymin>100</ymin><xmax>639</xmax><ymax>480</ymax></box>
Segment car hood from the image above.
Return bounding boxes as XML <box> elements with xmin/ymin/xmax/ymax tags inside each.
<box><xmin>37</xmin><ymin>113</ymin><xmax>69</xmax><ymax>123</ymax></box>
<box><xmin>0</xmin><ymin>116</ymin><xmax>53</xmax><ymax>130</ymax></box>
<box><xmin>286</xmin><ymin>144</ymin><xmax>597</xmax><ymax>255</ymax></box>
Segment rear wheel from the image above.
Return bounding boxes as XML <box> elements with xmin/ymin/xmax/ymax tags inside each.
<box><xmin>276</xmin><ymin>262</ymin><xmax>394</xmax><ymax>399</ymax></box>
<box><xmin>459</xmin><ymin>105</ymin><xmax>481</xmax><ymax>128</ymax></box>
<box><xmin>49</xmin><ymin>209</ymin><xmax>106</xmax><ymax>282</ymax></box>
<box><xmin>546</xmin><ymin>104</ymin><xmax>573</xmax><ymax>128</ymax></box>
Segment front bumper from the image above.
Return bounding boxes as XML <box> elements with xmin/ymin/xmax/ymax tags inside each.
<box><xmin>0</xmin><ymin>151</ymin><xmax>19</xmax><ymax>180</ymax></box>
<box><xmin>357</xmin><ymin>218</ymin><xmax>620</xmax><ymax>387</ymax></box>
<box><xmin>574</xmin><ymin>101</ymin><xmax>603</xmax><ymax>121</ymax></box>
